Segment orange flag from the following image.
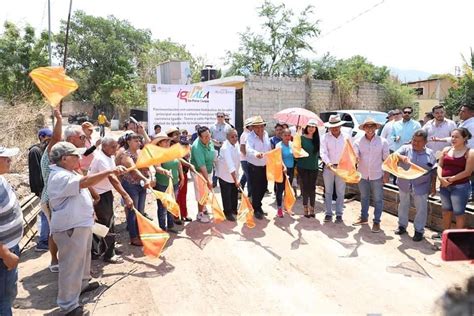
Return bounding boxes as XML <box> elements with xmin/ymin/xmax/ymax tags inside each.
<box><xmin>152</xmin><ymin>178</ymin><xmax>180</xmax><ymax>217</ymax></box>
<box><xmin>292</xmin><ymin>132</ymin><xmax>309</xmax><ymax>158</ymax></box>
<box><xmin>193</xmin><ymin>172</ymin><xmax>210</xmax><ymax>205</ymax></box>
<box><xmin>208</xmin><ymin>192</ymin><xmax>225</xmax><ymax>223</ymax></box>
<box><xmin>382</xmin><ymin>153</ymin><xmax>427</xmax><ymax>180</ymax></box>
<box><xmin>29</xmin><ymin>66</ymin><xmax>78</xmax><ymax>107</ymax></box>
<box><xmin>265</xmin><ymin>147</ymin><xmax>284</xmax><ymax>183</ymax></box>
<box><xmin>135</xmin><ymin>143</ymin><xmax>190</xmax><ymax>169</ymax></box>
<box><xmin>329</xmin><ymin>139</ymin><xmax>361</xmax><ymax>184</ymax></box>
<box><xmin>237</xmin><ymin>192</ymin><xmax>256</xmax><ymax>228</ymax></box>
<box><xmin>134</xmin><ymin>209</ymin><xmax>170</xmax><ymax>257</ymax></box>
<box><xmin>283</xmin><ymin>176</ymin><xmax>296</xmax><ymax>214</ymax></box>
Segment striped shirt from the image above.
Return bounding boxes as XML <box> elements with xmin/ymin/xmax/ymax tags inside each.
<box><xmin>0</xmin><ymin>176</ymin><xmax>23</xmax><ymax>249</ymax></box>
<box><xmin>40</xmin><ymin>151</ymin><xmax>51</xmax><ymax>203</ymax></box>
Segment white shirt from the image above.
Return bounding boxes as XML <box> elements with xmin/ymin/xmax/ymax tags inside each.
<box><xmin>380</xmin><ymin>120</ymin><xmax>395</xmax><ymax>151</ymax></box>
<box><xmin>89</xmin><ymin>149</ymin><xmax>115</xmax><ymax>194</ymax></box>
<box><xmin>459</xmin><ymin>117</ymin><xmax>474</xmax><ymax>149</ymax></box>
<box><xmin>216</xmin><ymin>140</ymin><xmax>241</xmax><ymax>183</ymax></box>
<box><xmin>48</xmin><ymin>165</ymin><xmax>94</xmax><ymax>233</ymax></box>
<box><xmin>246</xmin><ymin>131</ymin><xmax>272</xmax><ymax>166</ymax></box>
<box><xmin>239</xmin><ymin>129</ymin><xmax>250</xmax><ymax>161</ymax></box>
<box><xmin>354</xmin><ymin>135</ymin><xmax>389</xmax><ymax>180</ymax></box>
<box><xmin>422</xmin><ymin>118</ymin><xmax>457</xmax><ymax>154</ymax></box>
<box><xmin>320</xmin><ymin>132</ymin><xmax>350</xmax><ymax>165</ymax></box>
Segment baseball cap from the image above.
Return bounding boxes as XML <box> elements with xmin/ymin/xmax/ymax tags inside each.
<box><xmin>38</xmin><ymin>128</ymin><xmax>53</xmax><ymax>138</ymax></box>
<box><xmin>50</xmin><ymin>142</ymin><xmax>86</xmax><ymax>164</ymax></box>
<box><xmin>0</xmin><ymin>146</ymin><xmax>19</xmax><ymax>157</ymax></box>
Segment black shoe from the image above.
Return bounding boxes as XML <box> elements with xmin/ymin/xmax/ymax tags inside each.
<box><xmin>80</xmin><ymin>281</ymin><xmax>100</xmax><ymax>295</ymax></box>
<box><xmin>174</xmin><ymin>219</ymin><xmax>183</xmax><ymax>225</ymax></box>
<box><xmin>335</xmin><ymin>216</ymin><xmax>343</xmax><ymax>223</ymax></box>
<box><xmin>413</xmin><ymin>232</ymin><xmax>424</xmax><ymax>242</ymax></box>
<box><xmin>304</xmin><ymin>214</ymin><xmax>311</xmax><ymax>218</ymax></box>
<box><xmin>66</xmin><ymin>306</ymin><xmax>88</xmax><ymax>316</ymax></box>
<box><xmin>394</xmin><ymin>226</ymin><xmax>407</xmax><ymax>235</ymax></box>
<box><xmin>167</xmin><ymin>227</ymin><xmax>179</xmax><ymax>234</ymax></box>
<box><xmin>225</xmin><ymin>214</ymin><xmax>236</xmax><ymax>222</ymax></box>
<box><xmin>254</xmin><ymin>212</ymin><xmax>264</xmax><ymax>220</ymax></box>
<box><xmin>324</xmin><ymin>215</ymin><xmax>332</xmax><ymax>222</ymax></box>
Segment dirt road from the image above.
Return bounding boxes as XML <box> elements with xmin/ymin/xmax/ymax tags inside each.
<box><xmin>14</xmin><ymin>179</ymin><xmax>474</xmax><ymax>315</ymax></box>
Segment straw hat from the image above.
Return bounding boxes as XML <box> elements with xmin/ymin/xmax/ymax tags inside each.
<box><xmin>166</xmin><ymin>127</ymin><xmax>179</xmax><ymax>135</ymax></box>
<box><xmin>151</xmin><ymin>132</ymin><xmax>171</xmax><ymax>145</ymax></box>
<box><xmin>249</xmin><ymin>115</ymin><xmax>266</xmax><ymax>126</ymax></box>
<box><xmin>358</xmin><ymin>117</ymin><xmax>382</xmax><ymax>130</ymax></box>
<box><xmin>306</xmin><ymin>119</ymin><xmax>319</xmax><ymax>127</ymax></box>
<box><xmin>323</xmin><ymin>114</ymin><xmax>346</xmax><ymax>128</ymax></box>
<box><xmin>81</xmin><ymin>121</ymin><xmax>94</xmax><ymax>130</ymax></box>
<box><xmin>244</xmin><ymin>116</ymin><xmax>255</xmax><ymax>127</ymax></box>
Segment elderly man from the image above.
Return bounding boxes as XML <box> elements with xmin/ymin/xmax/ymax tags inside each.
<box><xmin>240</xmin><ymin>117</ymin><xmax>254</xmax><ymax>197</ymax></box>
<box><xmin>0</xmin><ymin>146</ymin><xmax>21</xmax><ymax>316</ymax></box>
<box><xmin>423</xmin><ymin>105</ymin><xmax>456</xmax><ymax>154</ymax></box>
<box><xmin>246</xmin><ymin>116</ymin><xmax>272</xmax><ymax>219</ymax></box>
<box><xmin>395</xmin><ymin>130</ymin><xmax>437</xmax><ymax>242</ymax></box>
<box><xmin>216</xmin><ymin>129</ymin><xmax>240</xmax><ymax>221</ymax></box>
<box><xmin>89</xmin><ymin>137</ymin><xmax>134</xmax><ymax>264</ymax></box>
<box><xmin>391</xmin><ymin>106</ymin><xmax>421</xmax><ymax>151</ymax></box>
<box><xmin>191</xmin><ymin>126</ymin><xmax>216</xmax><ymax>223</ymax></box>
<box><xmin>210</xmin><ymin>112</ymin><xmax>232</xmax><ymax>187</ymax></box>
<box><xmin>320</xmin><ymin>114</ymin><xmax>350</xmax><ymax>223</ymax></box>
<box><xmin>353</xmin><ymin>118</ymin><xmax>390</xmax><ymax>232</ymax></box>
<box><xmin>48</xmin><ymin>142</ymin><xmax>126</xmax><ymax>314</ymax></box>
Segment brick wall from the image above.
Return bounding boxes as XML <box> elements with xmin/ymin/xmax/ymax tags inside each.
<box><xmin>243</xmin><ymin>76</ymin><xmax>386</xmax><ymax>127</ymax></box>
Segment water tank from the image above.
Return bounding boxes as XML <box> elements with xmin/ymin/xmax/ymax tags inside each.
<box><xmin>201</xmin><ymin>65</ymin><xmax>217</xmax><ymax>82</ymax></box>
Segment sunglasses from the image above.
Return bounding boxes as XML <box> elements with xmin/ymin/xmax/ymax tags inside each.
<box><xmin>403</xmin><ymin>111</ymin><xmax>412</xmax><ymax>114</ymax></box>
<box><xmin>217</xmin><ymin>116</ymin><xmax>224</xmax><ymax>118</ymax></box>
<box><xmin>365</xmin><ymin>125</ymin><xmax>376</xmax><ymax>128</ymax></box>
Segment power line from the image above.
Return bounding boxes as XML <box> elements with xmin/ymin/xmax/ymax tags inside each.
<box><xmin>319</xmin><ymin>0</ymin><xmax>386</xmax><ymax>39</ymax></box>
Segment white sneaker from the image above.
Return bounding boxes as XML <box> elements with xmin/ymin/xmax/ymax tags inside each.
<box><xmin>197</xmin><ymin>212</ymin><xmax>210</xmax><ymax>223</ymax></box>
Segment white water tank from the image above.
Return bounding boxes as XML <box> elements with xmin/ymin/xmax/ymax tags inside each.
<box><xmin>156</xmin><ymin>61</ymin><xmax>192</xmax><ymax>85</ymax></box>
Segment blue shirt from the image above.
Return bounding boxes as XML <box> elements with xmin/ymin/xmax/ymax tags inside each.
<box><xmin>276</xmin><ymin>141</ymin><xmax>294</xmax><ymax>168</ymax></box>
<box><xmin>396</xmin><ymin>145</ymin><xmax>437</xmax><ymax>195</ymax></box>
<box><xmin>270</xmin><ymin>136</ymin><xmax>282</xmax><ymax>149</ymax></box>
<box><xmin>391</xmin><ymin>119</ymin><xmax>421</xmax><ymax>151</ymax></box>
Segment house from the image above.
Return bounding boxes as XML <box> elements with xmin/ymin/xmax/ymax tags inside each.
<box><xmin>406</xmin><ymin>78</ymin><xmax>455</xmax><ymax>118</ymax></box>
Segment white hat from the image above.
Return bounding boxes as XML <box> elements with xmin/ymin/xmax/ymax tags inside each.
<box><xmin>324</xmin><ymin>114</ymin><xmax>346</xmax><ymax>128</ymax></box>
<box><xmin>250</xmin><ymin>115</ymin><xmax>267</xmax><ymax>126</ymax></box>
<box><xmin>0</xmin><ymin>146</ymin><xmax>19</xmax><ymax>157</ymax></box>
<box><xmin>306</xmin><ymin>119</ymin><xmax>320</xmax><ymax>127</ymax></box>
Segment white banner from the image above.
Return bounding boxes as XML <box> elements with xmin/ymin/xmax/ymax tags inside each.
<box><xmin>147</xmin><ymin>84</ymin><xmax>236</xmax><ymax>135</ymax></box>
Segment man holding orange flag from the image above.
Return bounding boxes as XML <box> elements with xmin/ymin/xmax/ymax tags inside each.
<box><xmin>353</xmin><ymin>118</ymin><xmax>390</xmax><ymax>233</ymax></box>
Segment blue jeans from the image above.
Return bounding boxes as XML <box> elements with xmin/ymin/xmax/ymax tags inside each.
<box><xmin>323</xmin><ymin>167</ymin><xmax>346</xmax><ymax>216</ymax></box>
<box><xmin>358</xmin><ymin>178</ymin><xmax>384</xmax><ymax>223</ymax></box>
<box><xmin>0</xmin><ymin>244</ymin><xmax>19</xmax><ymax>316</ymax></box>
<box><xmin>122</xmin><ymin>180</ymin><xmax>146</xmax><ymax>239</ymax></box>
<box><xmin>240</xmin><ymin>160</ymin><xmax>252</xmax><ymax>197</ymax></box>
<box><xmin>37</xmin><ymin>210</ymin><xmax>50</xmax><ymax>248</ymax></box>
<box><xmin>398</xmin><ymin>190</ymin><xmax>428</xmax><ymax>234</ymax></box>
<box><xmin>439</xmin><ymin>182</ymin><xmax>471</xmax><ymax>216</ymax></box>
<box><xmin>156</xmin><ymin>183</ymin><xmax>179</xmax><ymax>230</ymax></box>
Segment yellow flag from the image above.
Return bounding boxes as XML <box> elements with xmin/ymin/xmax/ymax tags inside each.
<box><xmin>283</xmin><ymin>176</ymin><xmax>296</xmax><ymax>214</ymax></box>
<box><xmin>152</xmin><ymin>178</ymin><xmax>180</xmax><ymax>217</ymax></box>
<box><xmin>135</xmin><ymin>143</ymin><xmax>190</xmax><ymax>169</ymax></box>
<box><xmin>266</xmin><ymin>147</ymin><xmax>284</xmax><ymax>183</ymax></box>
<box><xmin>237</xmin><ymin>193</ymin><xmax>256</xmax><ymax>228</ymax></box>
<box><xmin>134</xmin><ymin>209</ymin><xmax>170</xmax><ymax>258</ymax></box>
<box><xmin>382</xmin><ymin>153</ymin><xmax>427</xmax><ymax>180</ymax></box>
<box><xmin>292</xmin><ymin>132</ymin><xmax>309</xmax><ymax>158</ymax></box>
<box><xmin>329</xmin><ymin>139</ymin><xmax>361</xmax><ymax>184</ymax></box>
<box><xmin>29</xmin><ymin>66</ymin><xmax>78</xmax><ymax>107</ymax></box>
<box><xmin>208</xmin><ymin>192</ymin><xmax>225</xmax><ymax>223</ymax></box>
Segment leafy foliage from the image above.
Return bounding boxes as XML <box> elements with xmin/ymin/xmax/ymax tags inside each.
<box><xmin>225</xmin><ymin>0</ymin><xmax>320</xmax><ymax>77</ymax></box>
<box><xmin>0</xmin><ymin>22</ymin><xmax>49</xmax><ymax>105</ymax></box>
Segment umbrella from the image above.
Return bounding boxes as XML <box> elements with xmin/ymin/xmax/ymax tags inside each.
<box><xmin>273</xmin><ymin>107</ymin><xmax>324</xmax><ymax>127</ymax></box>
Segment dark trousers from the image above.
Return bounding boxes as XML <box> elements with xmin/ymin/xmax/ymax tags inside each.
<box><xmin>0</xmin><ymin>244</ymin><xmax>19</xmax><ymax>316</ymax></box>
<box><xmin>248</xmin><ymin>163</ymin><xmax>267</xmax><ymax>214</ymax></box>
<box><xmin>219</xmin><ymin>178</ymin><xmax>238</xmax><ymax>217</ymax></box>
<box><xmin>92</xmin><ymin>190</ymin><xmax>115</xmax><ymax>259</ymax></box>
<box><xmin>240</xmin><ymin>160</ymin><xmax>252</xmax><ymax>197</ymax></box>
<box><xmin>298</xmin><ymin>168</ymin><xmax>318</xmax><ymax>207</ymax></box>
<box><xmin>276</xmin><ymin>168</ymin><xmax>294</xmax><ymax>207</ymax></box>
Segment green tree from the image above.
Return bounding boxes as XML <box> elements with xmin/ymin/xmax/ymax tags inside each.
<box><xmin>444</xmin><ymin>49</ymin><xmax>474</xmax><ymax>117</ymax></box>
<box><xmin>380</xmin><ymin>79</ymin><xmax>415</xmax><ymax>111</ymax></box>
<box><xmin>0</xmin><ymin>22</ymin><xmax>49</xmax><ymax>105</ymax></box>
<box><xmin>56</xmin><ymin>11</ymin><xmax>152</xmax><ymax>110</ymax></box>
<box><xmin>225</xmin><ymin>0</ymin><xmax>320</xmax><ymax>76</ymax></box>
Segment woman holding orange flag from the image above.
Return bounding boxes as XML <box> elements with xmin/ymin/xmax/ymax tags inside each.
<box><xmin>296</xmin><ymin>119</ymin><xmax>320</xmax><ymax>218</ymax></box>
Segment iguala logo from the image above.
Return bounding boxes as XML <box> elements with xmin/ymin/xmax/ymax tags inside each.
<box><xmin>177</xmin><ymin>87</ymin><xmax>210</xmax><ymax>103</ymax></box>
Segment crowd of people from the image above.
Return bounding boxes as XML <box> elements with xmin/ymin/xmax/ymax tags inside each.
<box><xmin>0</xmin><ymin>104</ymin><xmax>473</xmax><ymax>315</ymax></box>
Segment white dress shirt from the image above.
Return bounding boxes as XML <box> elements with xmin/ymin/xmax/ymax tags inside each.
<box><xmin>239</xmin><ymin>129</ymin><xmax>250</xmax><ymax>161</ymax></box>
<box><xmin>423</xmin><ymin>118</ymin><xmax>457</xmax><ymax>153</ymax></box>
<box><xmin>216</xmin><ymin>140</ymin><xmax>241</xmax><ymax>183</ymax></box>
<box><xmin>246</xmin><ymin>131</ymin><xmax>272</xmax><ymax>166</ymax></box>
<box><xmin>320</xmin><ymin>132</ymin><xmax>349</xmax><ymax>165</ymax></box>
<box><xmin>380</xmin><ymin>120</ymin><xmax>395</xmax><ymax>151</ymax></box>
<box><xmin>459</xmin><ymin>117</ymin><xmax>474</xmax><ymax>149</ymax></box>
<box><xmin>89</xmin><ymin>149</ymin><xmax>115</xmax><ymax>194</ymax></box>
<box><xmin>354</xmin><ymin>135</ymin><xmax>389</xmax><ymax>180</ymax></box>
